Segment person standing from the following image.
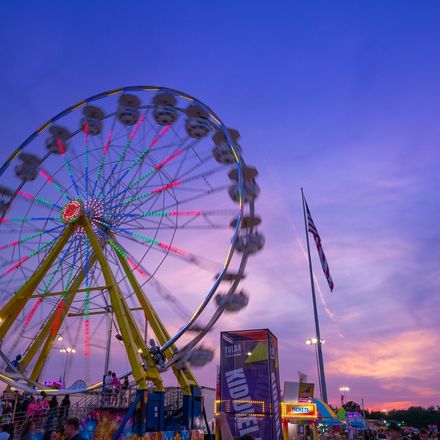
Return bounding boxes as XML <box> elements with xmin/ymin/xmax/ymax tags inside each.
<box><xmin>103</xmin><ymin>371</ymin><xmax>113</xmax><ymax>405</ymax></box>
<box><xmin>121</xmin><ymin>377</ymin><xmax>129</xmax><ymax>406</ymax></box>
<box><xmin>111</xmin><ymin>373</ymin><xmax>121</xmax><ymax>406</ymax></box>
<box><xmin>45</xmin><ymin>396</ymin><xmax>58</xmax><ymax>432</ymax></box>
<box><xmin>26</xmin><ymin>396</ymin><xmax>38</xmax><ymax>419</ymax></box>
<box><xmin>59</xmin><ymin>395</ymin><xmax>70</xmax><ymax>426</ymax></box>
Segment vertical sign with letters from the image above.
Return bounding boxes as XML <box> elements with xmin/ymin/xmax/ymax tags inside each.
<box><xmin>219</xmin><ymin>329</ymin><xmax>282</xmax><ymax>440</ymax></box>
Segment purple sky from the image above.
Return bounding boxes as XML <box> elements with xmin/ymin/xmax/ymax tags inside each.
<box><xmin>0</xmin><ymin>1</ymin><xmax>439</xmax><ymax>409</ymax></box>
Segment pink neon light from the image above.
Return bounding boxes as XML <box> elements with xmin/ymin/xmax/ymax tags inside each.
<box><xmin>154</xmin><ymin>150</ymin><xmax>183</xmax><ymax>171</ymax></box>
<box><xmin>129</xmin><ymin>115</ymin><xmax>145</xmax><ymax>141</ymax></box>
<box><xmin>83</xmin><ymin>123</ymin><xmax>89</xmax><ymax>135</ymax></box>
<box><xmin>0</xmin><ymin>219</ymin><xmax>10</xmax><ymax>224</ymax></box>
<box><xmin>149</xmin><ymin>124</ymin><xmax>171</xmax><ymax>150</ymax></box>
<box><xmin>127</xmin><ymin>257</ymin><xmax>148</xmax><ymax>279</ymax></box>
<box><xmin>103</xmin><ymin>130</ymin><xmax>113</xmax><ymax>154</ymax></box>
<box><xmin>158</xmin><ymin>242</ymin><xmax>188</xmax><ymax>256</ymax></box>
<box><xmin>40</xmin><ymin>169</ymin><xmax>54</xmax><ymax>184</ymax></box>
<box><xmin>17</xmin><ymin>190</ymin><xmax>35</xmax><ymax>200</ymax></box>
<box><xmin>169</xmin><ymin>210</ymin><xmax>202</xmax><ymax>216</ymax></box>
<box><xmin>24</xmin><ymin>298</ymin><xmax>43</xmax><ymax>326</ymax></box>
<box><xmin>56</xmin><ymin>139</ymin><xmax>65</xmax><ymax>155</ymax></box>
<box><xmin>84</xmin><ymin>319</ymin><xmax>90</xmax><ymax>356</ymax></box>
<box><xmin>51</xmin><ymin>299</ymin><xmax>65</xmax><ymax>335</ymax></box>
<box><xmin>151</xmin><ymin>180</ymin><xmax>182</xmax><ymax>195</ymax></box>
<box><xmin>159</xmin><ymin>125</ymin><xmax>171</xmax><ymax>136</ymax></box>
<box><xmin>3</xmin><ymin>256</ymin><xmax>29</xmax><ymax>276</ymax></box>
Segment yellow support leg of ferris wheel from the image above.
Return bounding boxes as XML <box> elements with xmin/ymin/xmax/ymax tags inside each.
<box><xmin>81</xmin><ymin>217</ymin><xmax>163</xmax><ymax>391</ymax></box>
<box><xmin>0</xmin><ymin>223</ymin><xmax>76</xmax><ymax>341</ymax></box>
<box><xmin>117</xmin><ymin>289</ymin><xmax>166</xmax><ymax>386</ymax></box>
<box><xmin>22</xmin><ymin>255</ymin><xmax>98</xmax><ymax>380</ymax></box>
<box><xmin>114</xmin><ymin>242</ymin><xmax>200</xmax><ymax>395</ymax></box>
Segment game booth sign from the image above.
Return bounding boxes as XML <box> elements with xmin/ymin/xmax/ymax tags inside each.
<box><xmin>216</xmin><ymin>329</ymin><xmax>283</xmax><ymax>440</ymax></box>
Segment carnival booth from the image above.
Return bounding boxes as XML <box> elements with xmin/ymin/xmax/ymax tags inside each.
<box><xmin>346</xmin><ymin>411</ymin><xmax>367</xmax><ymax>431</ymax></box>
<box><xmin>281</xmin><ymin>382</ymin><xmax>319</xmax><ymax>440</ymax></box>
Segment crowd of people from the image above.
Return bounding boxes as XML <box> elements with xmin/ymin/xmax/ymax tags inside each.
<box><xmin>13</xmin><ymin>417</ymin><xmax>83</xmax><ymax>440</ymax></box>
<box><xmin>102</xmin><ymin>371</ymin><xmax>130</xmax><ymax>407</ymax></box>
<box><xmin>0</xmin><ymin>371</ymin><xmax>133</xmax><ymax>438</ymax></box>
<box><xmin>318</xmin><ymin>423</ymin><xmax>439</xmax><ymax>440</ymax></box>
<box><xmin>0</xmin><ymin>390</ymin><xmax>72</xmax><ymax>438</ymax></box>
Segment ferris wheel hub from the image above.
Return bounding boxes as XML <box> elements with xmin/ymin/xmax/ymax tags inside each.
<box><xmin>60</xmin><ymin>198</ymin><xmax>107</xmax><ymax>237</ymax></box>
<box><xmin>60</xmin><ymin>199</ymin><xmax>83</xmax><ymax>224</ymax></box>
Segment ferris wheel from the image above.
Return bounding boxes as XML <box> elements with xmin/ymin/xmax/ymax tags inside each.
<box><xmin>0</xmin><ymin>86</ymin><xmax>263</xmax><ymax>394</ymax></box>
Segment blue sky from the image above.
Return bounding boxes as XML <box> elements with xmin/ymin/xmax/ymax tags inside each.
<box><xmin>0</xmin><ymin>0</ymin><xmax>439</xmax><ymax>409</ymax></box>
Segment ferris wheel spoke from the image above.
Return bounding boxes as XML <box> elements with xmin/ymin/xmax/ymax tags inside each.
<box><xmin>1</xmin><ymin>236</ymin><xmax>60</xmax><ymax>277</ymax></box>
<box><xmin>116</xmin><ymin>248</ymin><xmax>191</xmax><ymax>324</ymax></box>
<box><xmin>121</xmin><ymin>137</ymin><xmax>204</xmax><ymax>200</ymax></box>
<box><xmin>112</xmin><ymin>229</ymin><xmax>221</xmax><ymax>272</ymax></box>
<box><xmin>116</xmin><ymin>183</ymin><xmax>231</xmax><ymax>225</ymax></box>
<box><xmin>0</xmin><ymin>224</ymin><xmax>65</xmax><ymax>252</ymax></box>
<box><xmin>0</xmin><ymin>216</ymin><xmax>61</xmax><ymax>225</ymax></box>
<box><xmin>100</xmin><ymin>125</ymin><xmax>172</xmax><ymax>203</ymax></box>
<box><xmin>83</xmin><ymin>127</ymin><xmax>90</xmax><ymax>199</ymax></box>
<box><xmin>15</xmin><ymin>189</ymin><xmax>63</xmax><ymax>211</ymax></box>
<box><xmin>170</xmin><ymin>152</ymin><xmax>212</xmax><ymax>182</ymax></box>
<box><xmin>58</xmin><ymin>150</ymin><xmax>82</xmax><ymax>198</ymax></box>
<box><xmin>39</xmin><ymin>169</ymin><xmax>72</xmax><ymax>200</ymax></box>
<box><xmin>116</xmin><ymin>166</ymin><xmax>223</xmax><ymax>210</ymax></box>
<box><xmin>102</xmin><ymin>223</ymin><xmax>187</xmax><ymax>256</ymax></box>
<box><xmin>115</xmin><ymin>246</ymin><xmax>191</xmax><ymax>321</ymax></box>
<box><xmin>91</xmin><ymin>129</ymin><xmax>113</xmax><ymax>197</ymax></box>
<box><xmin>95</xmin><ymin>114</ymin><xmax>147</xmax><ymax>200</ymax></box>
<box><xmin>104</xmin><ymin>150</ymin><xmax>180</xmax><ymax>211</ymax></box>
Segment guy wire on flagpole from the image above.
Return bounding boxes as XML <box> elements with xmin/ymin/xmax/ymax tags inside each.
<box><xmin>301</xmin><ymin>187</ymin><xmax>328</xmax><ymax>403</ymax></box>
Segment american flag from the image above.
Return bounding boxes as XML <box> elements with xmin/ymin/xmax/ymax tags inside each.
<box><xmin>305</xmin><ymin>200</ymin><xmax>334</xmax><ymax>292</ymax></box>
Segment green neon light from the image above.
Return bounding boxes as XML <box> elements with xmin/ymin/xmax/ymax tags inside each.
<box><xmin>139</xmin><ymin>210</ymin><xmax>169</xmax><ymax>217</ymax></box>
<box><xmin>108</xmin><ymin>239</ymin><xmax>128</xmax><ymax>259</ymax></box>
<box><xmin>128</xmin><ymin>169</ymin><xmax>155</xmax><ymax>189</ymax></box>
<box><xmin>54</xmin><ymin>183</ymin><xmax>69</xmax><ymax>198</ymax></box>
<box><xmin>127</xmin><ymin>147</ymin><xmax>151</xmax><ymax>173</ymax></box>
<box><xmin>130</xmin><ymin>232</ymin><xmax>158</xmax><ymax>245</ymax></box>
<box><xmin>123</xmin><ymin>191</ymin><xmax>151</xmax><ymax>205</ymax></box>
<box><xmin>27</xmin><ymin>239</ymin><xmax>56</xmax><ymax>259</ymax></box>
<box><xmin>35</xmin><ymin>196</ymin><xmax>56</xmax><ymax>206</ymax></box>
<box><xmin>19</xmin><ymin>230</ymin><xmax>46</xmax><ymax>244</ymax></box>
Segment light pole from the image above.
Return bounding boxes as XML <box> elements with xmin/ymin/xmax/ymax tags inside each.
<box><xmin>305</xmin><ymin>338</ymin><xmax>325</xmax><ymax>399</ymax></box>
<box><xmin>59</xmin><ymin>347</ymin><xmax>76</xmax><ymax>385</ymax></box>
<box><xmin>339</xmin><ymin>386</ymin><xmax>350</xmax><ymax>405</ymax></box>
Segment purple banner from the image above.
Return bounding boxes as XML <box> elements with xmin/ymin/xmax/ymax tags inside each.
<box><xmin>220</xmin><ymin>329</ymin><xmax>283</xmax><ymax>440</ymax></box>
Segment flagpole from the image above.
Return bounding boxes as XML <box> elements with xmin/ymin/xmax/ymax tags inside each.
<box><xmin>301</xmin><ymin>188</ymin><xmax>328</xmax><ymax>403</ymax></box>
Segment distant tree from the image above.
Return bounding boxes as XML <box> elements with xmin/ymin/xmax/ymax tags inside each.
<box><xmin>365</xmin><ymin>410</ymin><xmax>386</xmax><ymax>420</ymax></box>
<box><xmin>364</xmin><ymin>406</ymin><xmax>440</xmax><ymax>429</ymax></box>
<box><xmin>343</xmin><ymin>401</ymin><xmax>362</xmax><ymax>413</ymax></box>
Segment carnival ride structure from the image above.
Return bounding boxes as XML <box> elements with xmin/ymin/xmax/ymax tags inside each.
<box><xmin>0</xmin><ymin>86</ymin><xmax>263</xmax><ymax>432</ymax></box>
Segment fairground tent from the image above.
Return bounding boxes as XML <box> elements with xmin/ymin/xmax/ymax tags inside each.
<box><xmin>313</xmin><ymin>398</ymin><xmax>340</xmax><ymax>425</ymax></box>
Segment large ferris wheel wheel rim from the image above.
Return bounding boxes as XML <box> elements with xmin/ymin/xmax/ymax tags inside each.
<box><xmin>0</xmin><ymin>85</ymin><xmax>254</xmax><ymax>392</ymax></box>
